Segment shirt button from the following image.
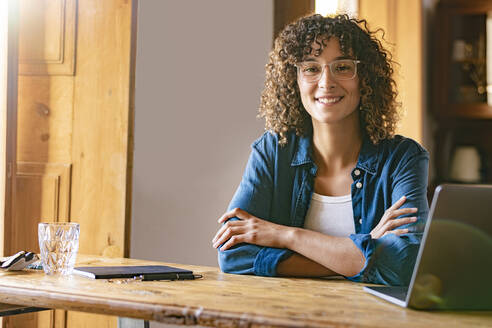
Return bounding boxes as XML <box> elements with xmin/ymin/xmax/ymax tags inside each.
<box><xmin>356</xmin><ymin>182</ymin><xmax>363</xmax><ymax>189</ymax></box>
<box><xmin>359</xmin><ymin>219</ymin><xmax>362</xmax><ymax>224</ymax></box>
<box><xmin>354</xmin><ymin>169</ymin><xmax>361</xmax><ymax>176</ymax></box>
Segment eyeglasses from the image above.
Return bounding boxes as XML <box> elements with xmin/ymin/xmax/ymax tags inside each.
<box><xmin>296</xmin><ymin>59</ymin><xmax>361</xmax><ymax>83</ymax></box>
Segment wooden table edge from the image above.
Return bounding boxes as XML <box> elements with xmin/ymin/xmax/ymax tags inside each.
<box><xmin>0</xmin><ymin>284</ymin><xmax>350</xmax><ymax>327</ymax></box>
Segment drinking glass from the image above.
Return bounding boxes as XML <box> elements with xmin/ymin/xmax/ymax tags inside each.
<box><xmin>38</xmin><ymin>222</ymin><xmax>80</xmax><ymax>275</ymax></box>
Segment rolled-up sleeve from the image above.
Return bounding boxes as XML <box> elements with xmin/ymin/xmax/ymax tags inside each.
<box><xmin>217</xmin><ymin>137</ymin><xmax>293</xmax><ymax>276</ymax></box>
<box><xmin>219</xmin><ymin>242</ymin><xmax>293</xmax><ymax>276</ymax></box>
<box><xmin>347</xmin><ymin>150</ymin><xmax>429</xmax><ymax>286</ymax></box>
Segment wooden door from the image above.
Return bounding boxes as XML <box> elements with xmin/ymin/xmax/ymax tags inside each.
<box><xmin>3</xmin><ymin>0</ymin><xmax>137</xmax><ymax>327</ymax></box>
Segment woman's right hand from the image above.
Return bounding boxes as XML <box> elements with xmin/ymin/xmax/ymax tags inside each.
<box><xmin>370</xmin><ymin>196</ymin><xmax>418</xmax><ymax>239</ymax></box>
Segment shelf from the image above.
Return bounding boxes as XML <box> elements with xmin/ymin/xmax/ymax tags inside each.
<box><xmin>452</xmin><ymin>58</ymin><xmax>487</xmax><ymax>64</ymax></box>
<box><xmin>440</xmin><ymin>103</ymin><xmax>492</xmax><ymax>119</ymax></box>
<box><xmin>432</xmin><ymin>0</ymin><xmax>492</xmax><ymax>190</ymax></box>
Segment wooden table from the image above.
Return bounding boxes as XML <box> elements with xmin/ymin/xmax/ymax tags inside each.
<box><xmin>0</xmin><ymin>255</ymin><xmax>490</xmax><ymax>327</ymax></box>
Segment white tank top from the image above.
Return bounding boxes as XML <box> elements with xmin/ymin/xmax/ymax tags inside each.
<box><xmin>303</xmin><ymin>192</ymin><xmax>355</xmax><ymax>237</ymax></box>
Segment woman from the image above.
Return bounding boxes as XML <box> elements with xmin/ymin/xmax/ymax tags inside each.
<box><xmin>212</xmin><ymin>14</ymin><xmax>429</xmax><ymax>286</ymax></box>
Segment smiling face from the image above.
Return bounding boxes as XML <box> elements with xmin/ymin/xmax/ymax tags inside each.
<box><xmin>297</xmin><ymin>37</ymin><xmax>361</xmax><ymax>127</ymax></box>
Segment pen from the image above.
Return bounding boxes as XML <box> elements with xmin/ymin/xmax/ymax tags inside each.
<box><xmin>137</xmin><ymin>273</ymin><xmax>202</xmax><ymax>281</ymax></box>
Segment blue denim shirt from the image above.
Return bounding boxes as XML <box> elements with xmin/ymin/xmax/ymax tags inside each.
<box><xmin>218</xmin><ymin>130</ymin><xmax>429</xmax><ymax>286</ymax></box>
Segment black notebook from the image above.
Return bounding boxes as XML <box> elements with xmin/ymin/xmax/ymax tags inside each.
<box><xmin>72</xmin><ymin>265</ymin><xmax>195</xmax><ymax>280</ymax></box>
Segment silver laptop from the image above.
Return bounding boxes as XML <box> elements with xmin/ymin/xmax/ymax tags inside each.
<box><xmin>364</xmin><ymin>184</ymin><xmax>492</xmax><ymax>310</ymax></box>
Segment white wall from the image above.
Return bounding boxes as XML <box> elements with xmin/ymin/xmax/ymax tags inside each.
<box><xmin>132</xmin><ymin>0</ymin><xmax>273</xmax><ymax>273</ymax></box>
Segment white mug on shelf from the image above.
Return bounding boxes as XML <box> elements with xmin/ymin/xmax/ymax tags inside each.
<box><xmin>449</xmin><ymin>146</ymin><xmax>482</xmax><ymax>183</ymax></box>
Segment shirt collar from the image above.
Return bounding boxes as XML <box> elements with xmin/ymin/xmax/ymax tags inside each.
<box><xmin>290</xmin><ymin>128</ymin><xmax>380</xmax><ymax>175</ymax></box>
<box><xmin>355</xmin><ymin>135</ymin><xmax>379</xmax><ymax>175</ymax></box>
<box><xmin>290</xmin><ymin>132</ymin><xmax>314</xmax><ymax>166</ymax></box>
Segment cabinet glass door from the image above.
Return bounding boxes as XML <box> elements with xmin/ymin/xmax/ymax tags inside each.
<box><xmin>449</xmin><ymin>13</ymin><xmax>490</xmax><ymax>106</ymax></box>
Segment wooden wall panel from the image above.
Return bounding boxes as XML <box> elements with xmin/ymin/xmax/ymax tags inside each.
<box><xmin>11</xmin><ymin>3</ymin><xmax>75</xmax><ymax>327</ymax></box>
<box><xmin>7</xmin><ymin>162</ymin><xmax>70</xmax><ymax>328</ymax></box>
<box><xmin>5</xmin><ymin>311</ymin><xmax>65</xmax><ymax>328</ymax></box>
<box><xmin>11</xmin><ymin>0</ymin><xmax>136</xmax><ymax>327</ymax></box>
<box><xmin>71</xmin><ymin>0</ymin><xmax>132</xmax><ymax>259</ymax></box>
<box><xmin>18</xmin><ymin>0</ymin><xmax>76</xmax><ymax>75</ymax></box>
<box><xmin>12</xmin><ymin>162</ymin><xmax>71</xmax><ymax>252</ymax></box>
<box><xmin>17</xmin><ymin>76</ymin><xmax>74</xmax><ymax>163</ymax></box>
<box><xmin>67</xmin><ymin>0</ymin><xmax>135</xmax><ymax>327</ymax></box>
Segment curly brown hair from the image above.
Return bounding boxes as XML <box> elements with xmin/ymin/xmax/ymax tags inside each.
<box><xmin>258</xmin><ymin>14</ymin><xmax>400</xmax><ymax>145</ymax></box>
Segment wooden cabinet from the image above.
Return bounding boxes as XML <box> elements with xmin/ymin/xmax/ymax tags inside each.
<box><xmin>432</xmin><ymin>0</ymin><xmax>492</xmax><ymax>186</ymax></box>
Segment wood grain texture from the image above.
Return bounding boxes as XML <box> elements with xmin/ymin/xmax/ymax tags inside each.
<box><xmin>18</xmin><ymin>0</ymin><xmax>76</xmax><ymax>75</ymax></box>
<box><xmin>12</xmin><ymin>0</ymin><xmax>135</xmax><ymax>327</ymax></box>
<box><xmin>13</xmin><ymin>3</ymin><xmax>75</xmax><ymax>328</ymax></box>
<box><xmin>12</xmin><ymin>162</ymin><xmax>71</xmax><ymax>252</ymax></box>
<box><xmin>8</xmin><ymin>162</ymin><xmax>70</xmax><ymax>328</ymax></box>
<box><xmin>69</xmin><ymin>0</ymin><xmax>135</xmax><ymax>327</ymax></box>
<box><xmin>71</xmin><ymin>0</ymin><xmax>132</xmax><ymax>258</ymax></box>
<box><xmin>4</xmin><ymin>310</ymin><xmax>64</xmax><ymax>328</ymax></box>
<box><xmin>16</xmin><ymin>76</ymin><xmax>74</xmax><ymax>163</ymax></box>
<box><xmin>0</xmin><ymin>255</ymin><xmax>490</xmax><ymax>328</ymax></box>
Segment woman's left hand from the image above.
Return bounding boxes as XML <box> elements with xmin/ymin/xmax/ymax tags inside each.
<box><xmin>212</xmin><ymin>208</ymin><xmax>292</xmax><ymax>251</ymax></box>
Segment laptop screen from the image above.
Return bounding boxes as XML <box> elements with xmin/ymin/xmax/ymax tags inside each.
<box><xmin>408</xmin><ymin>184</ymin><xmax>492</xmax><ymax>310</ymax></box>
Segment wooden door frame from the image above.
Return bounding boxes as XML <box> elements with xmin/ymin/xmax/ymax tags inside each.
<box><xmin>1</xmin><ymin>0</ymin><xmax>18</xmax><ymax>258</ymax></box>
<box><xmin>274</xmin><ymin>0</ymin><xmax>314</xmax><ymax>41</ymax></box>
<box><xmin>125</xmin><ymin>0</ymin><xmax>138</xmax><ymax>258</ymax></box>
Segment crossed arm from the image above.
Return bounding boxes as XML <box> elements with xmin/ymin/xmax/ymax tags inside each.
<box><xmin>212</xmin><ymin>196</ymin><xmax>417</xmax><ymax>277</ymax></box>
